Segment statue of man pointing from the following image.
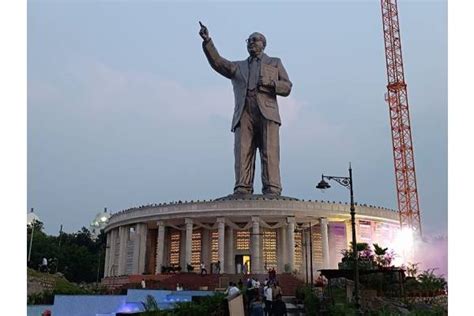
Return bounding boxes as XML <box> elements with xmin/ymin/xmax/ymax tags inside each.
<box><xmin>199</xmin><ymin>22</ymin><xmax>292</xmax><ymax>196</ymax></box>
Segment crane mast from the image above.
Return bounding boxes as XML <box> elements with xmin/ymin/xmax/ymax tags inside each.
<box><xmin>380</xmin><ymin>0</ymin><xmax>422</xmax><ymax>235</ymax></box>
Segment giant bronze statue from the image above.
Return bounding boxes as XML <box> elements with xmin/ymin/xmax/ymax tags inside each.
<box><xmin>199</xmin><ymin>22</ymin><xmax>292</xmax><ymax>196</ymax></box>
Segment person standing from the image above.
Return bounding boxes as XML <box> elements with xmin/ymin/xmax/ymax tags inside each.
<box><xmin>263</xmin><ymin>281</ymin><xmax>273</xmax><ymax>316</ymax></box>
<box><xmin>199</xmin><ymin>22</ymin><xmax>292</xmax><ymax>196</ymax></box>
<box><xmin>200</xmin><ymin>261</ymin><xmax>207</xmax><ymax>275</ymax></box>
<box><xmin>225</xmin><ymin>282</ymin><xmax>241</xmax><ymax>299</ymax></box>
<box><xmin>141</xmin><ymin>278</ymin><xmax>146</xmax><ymax>289</ymax></box>
<box><xmin>249</xmin><ymin>294</ymin><xmax>265</xmax><ymax>316</ymax></box>
<box><xmin>272</xmin><ymin>281</ymin><xmax>282</xmax><ymax>300</ymax></box>
<box><xmin>271</xmin><ymin>294</ymin><xmax>287</xmax><ymax>316</ymax></box>
<box><xmin>40</xmin><ymin>257</ymin><xmax>48</xmax><ymax>272</ymax></box>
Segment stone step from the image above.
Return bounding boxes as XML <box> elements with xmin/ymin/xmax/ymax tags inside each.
<box><xmin>103</xmin><ymin>273</ymin><xmax>305</xmax><ymax>295</ymax></box>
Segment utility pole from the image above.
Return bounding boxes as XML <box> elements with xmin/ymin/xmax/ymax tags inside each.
<box><xmin>56</xmin><ymin>224</ymin><xmax>63</xmax><ymax>273</ymax></box>
<box><xmin>28</xmin><ymin>208</ymin><xmax>35</xmax><ymax>263</ymax></box>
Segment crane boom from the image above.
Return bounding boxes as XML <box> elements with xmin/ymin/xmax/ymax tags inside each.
<box><xmin>380</xmin><ymin>0</ymin><xmax>422</xmax><ymax>235</ymax></box>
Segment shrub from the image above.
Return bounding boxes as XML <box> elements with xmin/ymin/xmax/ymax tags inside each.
<box><xmin>27</xmin><ymin>291</ymin><xmax>54</xmax><ymax>305</ymax></box>
<box><xmin>142</xmin><ymin>295</ymin><xmax>160</xmax><ymax>311</ymax></box>
<box><xmin>173</xmin><ymin>293</ymin><xmax>226</xmax><ymax>316</ymax></box>
<box><xmin>417</xmin><ymin>269</ymin><xmax>447</xmax><ymax>294</ymax></box>
<box><xmin>327</xmin><ymin>303</ymin><xmax>356</xmax><ymax>316</ymax></box>
<box><xmin>295</xmin><ymin>286</ymin><xmax>320</xmax><ymax>316</ymax></box>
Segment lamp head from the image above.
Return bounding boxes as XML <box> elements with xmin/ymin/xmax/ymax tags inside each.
<box><xmin>316</xmin><ymin>178</ymin><xmax>331</xmax><ymax>190</ymax></box>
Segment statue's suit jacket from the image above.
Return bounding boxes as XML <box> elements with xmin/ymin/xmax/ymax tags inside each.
<box><xmin>203</xmin><ymin>39</ymin><xmax>292</xmax><ymax>132</ymax></box>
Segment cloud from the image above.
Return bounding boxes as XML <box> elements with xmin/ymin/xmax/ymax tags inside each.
<box><xmin>278</xmin><ymin>95</ymin><xmax>303</xmax><ymax>126</ymax></box>
<box><xmin>30</xmin><ymin>59</ymin><xmax>312</xmax><ymax>132</ymax></box>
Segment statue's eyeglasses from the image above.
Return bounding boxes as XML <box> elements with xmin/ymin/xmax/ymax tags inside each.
<box><xmin>246</xmin><ymin>37</ymin><xmax>263</xmax><ymax>44</ymax></box>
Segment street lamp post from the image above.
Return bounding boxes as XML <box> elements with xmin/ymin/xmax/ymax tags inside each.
<box><xmin>316</xmin><ymin>164</ymin><xmax>361</xmax><ymax>312</ymax></box>
<box><xmin>308</xmin><ymin>221</ymin><xmax>314</xmax><ymax>289</ymax></box>
<box><xmin>56</xmin><ymin>224</ymin><xmax>63</xmax><ymax>273</ymax></box>
<box><xmin>302</xmin><ymin>235</ymin><xmax>309</xmax><ymax>285</ymax></box>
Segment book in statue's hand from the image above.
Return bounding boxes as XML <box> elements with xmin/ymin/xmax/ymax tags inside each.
<box><xmin>258</xmin><ymin>64</ymin><xmax>278</xmax><ymax>94</ymax></box>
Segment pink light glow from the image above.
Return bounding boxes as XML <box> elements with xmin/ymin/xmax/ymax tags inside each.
<box><xmin>413</xmin><ymin>235</ymin><xmax>448</xmax><ymax>279</ymax></box>
<box><xmin>387</xmin><ymin>229</ymin><xmax>447</xmax><ymax>280</ymax></box>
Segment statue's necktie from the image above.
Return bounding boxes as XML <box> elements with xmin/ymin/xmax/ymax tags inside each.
<box><xmin>248</xmin><ymin>57</ymin><xmax>259</xmax><ymax>90</ymax></box>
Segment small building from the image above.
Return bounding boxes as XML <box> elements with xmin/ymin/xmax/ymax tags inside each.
<box><xmin>89</xmin><ymin>207</ymin><xmax>111</xmax><ymax>239</ymax></box>
<box><xmin>27</xmin><ymin>208</ymin><xmax>41</xmax><ymax>226</ymax></box>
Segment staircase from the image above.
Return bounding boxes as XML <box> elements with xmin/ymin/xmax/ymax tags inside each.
<box><xmin>103</xmin><ymin>273</ymin><xmax>304</xmax><ymax>295</ymax></box>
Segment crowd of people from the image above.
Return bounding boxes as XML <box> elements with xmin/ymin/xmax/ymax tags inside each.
<box><xmin>225</xmin><ymin>275</ymin><xmax>287</xmax><ymax>316</ymax></box>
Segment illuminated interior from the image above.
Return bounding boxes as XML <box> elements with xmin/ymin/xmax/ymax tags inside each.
<box><xmin>191</xmin><ymin>231</ymin><xmax>202</xmax><ymax>270</ymax></box>
<box><xmin>294</xmin><ymin>231</ymin><xmax>303</xmax><ymax>271</ymax></box>
<box><xmin>169</xmin><ymin>231</ymin><xmax>181</xmax><ymax>266</ymax></box>
<box><xmin>263</xmin><ymin>230</ymin><xmax>277</xmax><ymax>269</ymax></box>
<box><xmin>211</xmin><ymin>231</ymin><xmax>219</xmax><ymax>263</ymax></box>
<box><xmin>236</xmin><ymin>230</ymin><xmax>250</xmax><ymax>250</ymax></box>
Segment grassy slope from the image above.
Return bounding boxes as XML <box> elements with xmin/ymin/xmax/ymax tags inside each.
<box><xmin>27</xmin><ymin>268</ymin><xmax>86</xmax><ymax>296</ymax></box>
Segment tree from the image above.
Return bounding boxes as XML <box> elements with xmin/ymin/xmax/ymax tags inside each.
<box><xmin>339</xmin><ymin>243</ymin><xmax>395</xmax><ymax>270</ymax></box>
<box><xmin>340</xmin><ymin>242</ymin><xmax>374</xmax><ymax>270</ymax></box>
<box><xmin>373</xmin><ymin>243</ymin><xmax>395</xmax><ymax>268</ymax></box>
<box><xmin>26</xmin><ymin>225</ymin><xmax>106</xmax><ymax>283</ymax></box>
<box><xmin>27</xmin><ymin>221</ymin><xmax>59</xmax><ymax>270</ymax></box>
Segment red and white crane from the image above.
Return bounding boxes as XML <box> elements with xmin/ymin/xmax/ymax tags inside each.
<box><xmin>380</xmin><ymin>0</ymin><xmax>422</xmax><ymax>236</ymax></box>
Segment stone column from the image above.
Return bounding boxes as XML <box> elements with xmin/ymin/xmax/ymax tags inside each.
<box><xmin>217</xmin><ymin>217</ymin><xmax>226</xmax><ymax>274</ymax></box>
<box><xmin>278</xmin><ymin>225</ymin><xmax>287</xmax><ymax>273</ymax></box>
<box><xmin>345</xmin><ymin>220</ymin><xmax>353</xmax><ymax>249</ymax></box>
<box><xmin>180</xmin><ymin>229</ymin><xmax>186</xmax><ymax>271</ymax></box>
<box><xmin>320</xmin><ymin>218</ymin><xmax>330</xmax><ymax>269</ymax></box>
<box><xmin>138</xmin><ymin>223</ymin><xmax>148</xmax><ymax>274</ymax></box>
<box><xmin>118</xmin><ymin>226</ymin><xmax>129</xmax><ymax>275</ymax></box>
<box><xmin>225</xmin><ymin>226</ymin><xmax>234</xmax><ymax>273</ymax></box>
<box><xmin>155</xmin><ymin>221</ymin><xmax>166</xmax><ymax>274</ymax></box>
<box><xmin>185</xmin><ymin>218</ymin><xmax>194</xmax><ymax>269</ymax></box>
<box><xmin>104</xmin><ymin>231</ymin><xmax>111</xmax><ymax>277</ymax></box>
<box><xmin>286</xmin><ymin>217</ymin><xmax>295</xmax><ymax>272</ymax></box>
<box><xmin>201</xmin><ymin>228</ymin><xmax>211</xmax><ymax>271</ymax></box>
<box><xmin>251</xmin><ymin>216</ymin><xmax>261</xmax><ymax>274</ymax></box>
<box><xmin>131</xmin><ymin>226</ymin><xmax>139</xmax><ymax>275</ymax></box>
<box><xmin>109</xmin><ymin>229</ymin><xmax>118</xmax><ymax>276</ymax></box>
<box><xmin>132</xmin><ymin>223</ymin><xmax>148</xmax><ymax>274</ymax></box>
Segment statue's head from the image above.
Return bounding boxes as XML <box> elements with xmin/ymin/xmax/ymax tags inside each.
<box><xmin>246</xmin><ymin>32</ymin><xmax>266</xmax><ymax>57</ymax></box>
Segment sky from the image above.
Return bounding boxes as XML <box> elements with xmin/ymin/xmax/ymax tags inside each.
<box><xmin>27</xmin><ymin>0</ymin><xmax>447</xmax><ymax>237</ymax></box>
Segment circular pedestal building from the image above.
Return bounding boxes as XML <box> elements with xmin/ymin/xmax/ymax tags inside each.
<box><xmin>103</xmin><ymin>195</ymin><xmax>399</xmax><ymax>279</ymax></box>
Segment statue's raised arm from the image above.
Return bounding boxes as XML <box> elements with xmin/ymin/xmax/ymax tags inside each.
<box><xmin>199</xmin><ymin>21</ymin><xmax>237</xmax><ymax>79</ymax></box>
